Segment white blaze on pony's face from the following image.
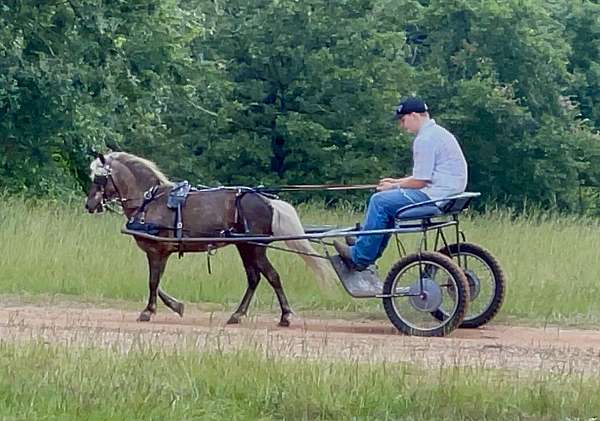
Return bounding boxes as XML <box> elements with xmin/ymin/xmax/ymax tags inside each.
<box><xmin>85</xmin><ymin>155</ymin><xmax>116</xmax><ymax>213</ymax></box>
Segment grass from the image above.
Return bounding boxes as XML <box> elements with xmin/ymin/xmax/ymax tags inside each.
<box><xmin>0</xmin><ymin>198</ymin><xmax>599</xmax><ymax>326</ymax></box>
<box><xmin>2</xmin><ymin>198</ymin><xmax>600</xmax><ymax>420</ymax></box>
<box><xmin>0</xmin><ymin>340</ymin><xmax>599</xmax><ymax>420</ymax></box>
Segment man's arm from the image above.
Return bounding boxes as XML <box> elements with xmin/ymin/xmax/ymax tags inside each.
<box><xmin>377</xmin><ymin>177</ymin><xmax>429</xmax><ymax>191</ymax></box>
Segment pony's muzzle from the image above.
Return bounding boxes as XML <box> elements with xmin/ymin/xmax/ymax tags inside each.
<box><xmin>85</xmin><ymin>200</ymin><xmax>104</xmax><ymax>213</ymax></box>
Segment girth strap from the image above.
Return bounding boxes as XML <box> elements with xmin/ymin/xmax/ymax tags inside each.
<box><xmin>168</xmin><ymin>181</ymin><xmax>193</xmax><ymax>259</ymax></box>
<box><xmin>234</xmin><ymin>188</ymin><xmax>250</xmax><ymax>233</ymax></box>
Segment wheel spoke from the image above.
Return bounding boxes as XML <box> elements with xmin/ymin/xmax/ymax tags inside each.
<box><xmin>382</xmin><ymin>252</ymin><xmax>468</xmax><ymax>337</ymax></box>
<box><xmin>433</xmin><ymin>243</ymin><xmax>506</xmax><ymax>328</ymax></box>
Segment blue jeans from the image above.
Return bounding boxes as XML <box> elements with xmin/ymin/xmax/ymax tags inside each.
<box><xmin>351</xmin><ymin>188</ymin><xmax>430</xmax><ymax>267</ymax></box>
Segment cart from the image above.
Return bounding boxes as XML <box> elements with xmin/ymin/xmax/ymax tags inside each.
<box><xmin>122</xmin><ymin>191</ymin><xmax>505</xmax><ymax>337</ymax></box>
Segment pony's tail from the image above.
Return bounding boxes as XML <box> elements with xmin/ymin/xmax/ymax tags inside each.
<box><xmin>269</xmin><ymin>199</ymin><xmax>337</xmax><ymax>290</ymax></box>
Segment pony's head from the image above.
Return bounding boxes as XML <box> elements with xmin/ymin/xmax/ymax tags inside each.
<box><xmin>84</xmin><ymin>152</ymin><xmax>172</xmax><ymax>213</ymax></box>
<box><xmin>85</xmin><ymin>153</ymin><xmax>119</xmax><ymax>213</ymax></box>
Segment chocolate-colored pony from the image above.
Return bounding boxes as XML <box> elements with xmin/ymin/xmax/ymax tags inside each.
<box><xmin>85</xmin><ymin>152</ymin><xmax>333</xmax><ymax>326</ymax></box>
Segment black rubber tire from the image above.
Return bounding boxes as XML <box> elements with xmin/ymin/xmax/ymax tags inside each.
<box><xmin>432</xmin><ymin>242</ymin><xmax>506</xmax><ymax>328</ymax></box>
<box><xmin>382</xmin><ymin>251</ymin><xmax>469</xmax><ymax>337</ymax></box>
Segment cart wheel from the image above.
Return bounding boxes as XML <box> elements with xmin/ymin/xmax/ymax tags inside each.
<box><xmin>382</xmin><ymin>251</ymin><xmax>469</xmax><ymax>337</ymax></box>
<box><xmin>432</xmin><ymin>242</ymin><xmax>506</xmax><ymax>328</ymax></box>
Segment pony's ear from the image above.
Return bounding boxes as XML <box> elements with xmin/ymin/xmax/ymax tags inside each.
<box><xmin>88</xmin><ymin>146</ymin><xmax>106</xmax><ymax>164</ymax></box>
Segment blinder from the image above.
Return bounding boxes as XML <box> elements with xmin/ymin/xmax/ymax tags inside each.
<box><xmin>93</xmin><ymin>175</ymin><xmax>108</xmax><ymax>187</ymax></box>
<box><xmin>91</xmin><ymin>167</ymin><xmax>120</xmax><ymax>212</ymax></box>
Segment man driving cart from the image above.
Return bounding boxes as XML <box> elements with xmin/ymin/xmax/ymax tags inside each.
<box><xmin>334</xmin><ymin>97</ymin><xmax>468</xmax><ymax>271</ymax></box>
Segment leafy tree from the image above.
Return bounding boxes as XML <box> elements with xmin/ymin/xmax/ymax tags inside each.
<box><xmin>190</xmin><ymin>0</ymin><xmax>418</xmax><ymax>192</ymax></box>
<box><xmin>1</xmin><ymin>0</ymin><xmax>598</xmax><ymax>213</ymax></box>
<box><xmin>409</xmin><ymin>0</ymin><xmax>599</xmax><ymax>210</ymax></box>
<box><xmin>551</xmin><ymin>0</ymin><xmax>600</xmax><ymax>129</ymax></box>
<box><xmin>0</xmin><ymin>0</ymin><xmax>222</xmax><ymax>194</ymax></box>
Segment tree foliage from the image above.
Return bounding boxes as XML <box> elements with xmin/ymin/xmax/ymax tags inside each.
<box><xmin>0</xmin><ymin>0</ymin><xmax>598</xmax><ymax>213</ymax></box>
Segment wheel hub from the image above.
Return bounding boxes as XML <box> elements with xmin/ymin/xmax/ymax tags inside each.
<box><xmin>409</xmin><ymin>278</ymin><xmax>442</xmax><ymax>312</ymax></box>
<box><xmin>464</xmin><ymin>269</ymin><xmax>481</xmax><ymax>301</ymax></box>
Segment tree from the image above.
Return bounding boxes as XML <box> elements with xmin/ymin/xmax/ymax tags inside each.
<box><xmin>190</xmin><ymin>0</ymin><xmax>418</xmax><ymax>192</ymax></box>
<box><xmin>408</xmin><ymin>0</ymin><xmax>599</xmax><ymax>210</ymax></box>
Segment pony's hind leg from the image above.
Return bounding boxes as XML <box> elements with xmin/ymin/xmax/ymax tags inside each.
<box><xmin>158</xmin><ymin>288</ymin><xmax>184</xmax><ymax>317</ymax></box>
<box><xmin>138</xmin><ymin>252</ymin><xmax>169</xmax><ymax>322</ymax></box>
<box><xmin>227</xmin><ymin>245</ymin><xmax>261</xmax><ymax>325</ymax></box>
<box><xmin>254</xmin><ymin>248</ymin><xmax>293</xmax><ymax>327</ymax></box>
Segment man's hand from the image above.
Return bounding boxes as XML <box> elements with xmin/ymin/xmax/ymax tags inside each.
<box><xmin>379</xmin><ymin>177</ymin><xmax>401</xmax><ymax>184</ymax></box>
<box><xmin>376</xmin><ymin>176</ymin><xmax>429</xmax><ymax>191</ymax></box>
<box><xmin>377</xmin><ymin>177</ymin><xmax>403</xmax><ymax>191</ymax></box>
<box><xmin>376</xmin><ymin>181</ymin><xmax>397</xmax><ymax>191</ymax></box>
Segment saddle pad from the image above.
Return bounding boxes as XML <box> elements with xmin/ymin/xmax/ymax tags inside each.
<box><xmin>167</xmin><ymin>181</ymin><xmax>192</xmax><ymax>209</ymax></box>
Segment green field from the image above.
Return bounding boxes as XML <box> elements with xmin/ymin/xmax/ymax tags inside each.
<box><xmin>1</xmin><ymin>199</ymin><xmax>599</xmax><ymax>326</ymax></box>
<box><xmin>0</xmin><ymin>341</ymin><xmax>599</xmax><ymax>420</ymax></box>
<box><xmin>1</xmin><ymin>199</ymin><xmax>600</xmax><ymax>419</ymax></box>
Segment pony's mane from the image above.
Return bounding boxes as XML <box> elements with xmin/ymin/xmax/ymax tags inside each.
<box><xmin>91</xmin><ymin>152</ymin><xmax>172</xmax><ymax>186</ymax></box>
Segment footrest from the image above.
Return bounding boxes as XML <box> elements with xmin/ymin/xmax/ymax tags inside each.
<box><xmin>330</xmin><ymin>255</ymin><xmax>383</xmax><ymax>298</ymax></box>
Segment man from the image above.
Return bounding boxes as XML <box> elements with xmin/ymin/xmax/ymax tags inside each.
<box><xmin>334</xmin><ymin>97</ymin><xmax>468</xmax><ymax>270</ymax></box>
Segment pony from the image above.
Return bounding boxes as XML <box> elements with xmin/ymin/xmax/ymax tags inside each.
<box><xmin>85</xmin><ymin>152</ymin><xmax>334</xmax><ymax>326</ymax></box>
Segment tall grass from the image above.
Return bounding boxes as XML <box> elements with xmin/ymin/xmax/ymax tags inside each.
<box><xmin>0</xmin><ymin>341</ymin><xmax>599</xmax><ymax>420</ymax></box>
<box><xmin>0</xmin><ymin>199</ymin><xmax>599</xmax><ymax>326</ymax></box>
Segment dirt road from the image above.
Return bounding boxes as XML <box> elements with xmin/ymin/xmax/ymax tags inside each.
<box><xmin>1</xmin><ymin>303</ymin><xmax>600</xmax><ymax>374</ymax></box>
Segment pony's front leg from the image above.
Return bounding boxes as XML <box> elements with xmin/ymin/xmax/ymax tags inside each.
<box><xmin>138</xmin><ymin>253</ymin><xmax>169</xmax><ymax>322</ymax></box>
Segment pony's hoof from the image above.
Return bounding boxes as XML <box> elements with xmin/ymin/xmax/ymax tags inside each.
<box><xmin>278</xmin><ymin>316</ymin><xmax>291</xmax><ymax>327</ymax></box>
<box><xmin>137</xmin><ymin>312</ymin><xmax>152</xmax><ymax>322</ymax></box>
<box><xmin>173</xmin><ymin>302</ymin><xmax>184</xmax><ymax>318</ymax></box>
<box><xmin>226</xmin><ymin>315</ymin><xmax>241</xmax><ymax>325</ymax></box>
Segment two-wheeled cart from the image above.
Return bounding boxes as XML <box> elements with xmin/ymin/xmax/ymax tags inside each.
<box><xmin>122</xmin><ymin>191</ymin><xmax>505</xmax><ymax>337</ymax></box>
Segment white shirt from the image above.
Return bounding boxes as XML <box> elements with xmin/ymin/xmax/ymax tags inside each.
<box><xmin>412</xmin><ymin>119</ymin><xmax>468</xmax><ymax>200</ymax></box>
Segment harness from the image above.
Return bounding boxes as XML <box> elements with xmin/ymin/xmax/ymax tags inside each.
<box><xmin>125</xmin><ymin>186</ymin><xmax>167</xmax><ymax>235</ymax></box>
<box><xmin>124</xmin><ymin>183</ymin><xmax>277</xmax><ymax>259</ymax></box>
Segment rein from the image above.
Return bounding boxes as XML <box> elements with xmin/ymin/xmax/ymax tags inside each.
<box><xmin>191</xmin><ymin>183</ymin><xmax>377</xmax><ymax>194</ymax></box>
<box><xmin>255</xmin><ymin>183</ymin><xmax>377</xmax><ymax>193</ymax></box>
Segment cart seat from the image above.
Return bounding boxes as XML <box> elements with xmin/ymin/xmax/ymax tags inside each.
<box><xmin>395</xmin><ymin>192</ymin><xmax>481</xmax><ymax>221</ymax></box>
<box><xmin>396</xmin><ymin>204</ymin><xmax>442</xmax><ymax>220</ymax></box>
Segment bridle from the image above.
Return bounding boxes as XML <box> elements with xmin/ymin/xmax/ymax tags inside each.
<box><xmin>91</xmin><ymin>167</ymin><xmax>126</xmax><ymax>213</ymax></box>
<box><xmin>91</xmin><ymin>165</ymin><xmax>161</xmax><ymax>214</ymax></box>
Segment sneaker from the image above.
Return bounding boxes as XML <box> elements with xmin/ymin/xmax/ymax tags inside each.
<box><xmin>345</xmin><ymin>236</ymin><xmax>356</xmax><ymax>246</ymax></box>
<box><xmin>333</xmin><ymin>240</ymin><xmax>366</xmax><ymax>271</ymax></box>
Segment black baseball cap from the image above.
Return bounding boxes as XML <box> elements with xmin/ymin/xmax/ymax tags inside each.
<box><xmin>394</xmin><ymin>97</ymin><xmax>429</xmax><ymax>119</ymax></box>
